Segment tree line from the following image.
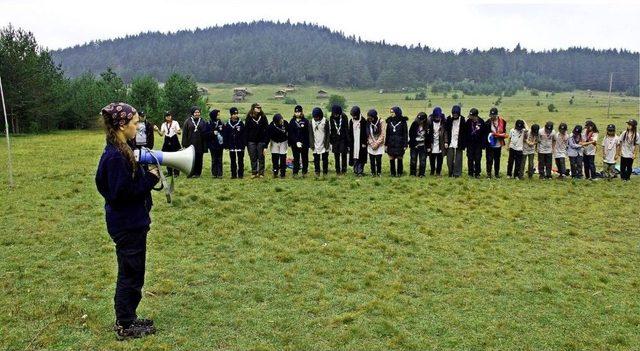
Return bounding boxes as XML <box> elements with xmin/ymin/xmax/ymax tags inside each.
<box><xmin>1</xmin><ymin>25</ymin><xmax>204</xmax><ymax>133</ymax></box>
<box><xmin>2</xmin><ymin>21</ymin><xmax>639</xmax><ymax>134</ymax></box>
<box><xmin>52</xmin><ymin>21</ymin><xmax>639</xmax><ymax>95</ymax></box>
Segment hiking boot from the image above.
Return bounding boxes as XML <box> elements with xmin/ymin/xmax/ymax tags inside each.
<box><xmin>114</xmin><ymin>323</ymin><xmax>156</xmax><ymax>341</ymax></box>
<box><xmin>133</xmin><ymin>318</ymin><xmax>154</xmax><ymax>327</ymax></box>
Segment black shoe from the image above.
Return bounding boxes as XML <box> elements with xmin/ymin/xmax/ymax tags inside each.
<box><xmin>133</xmin><ymin>318</ymin><xmax>154</xmax><ymax>327</ymax></box>
<box><xmin>114</xmin><ymin>323</ymin><xmax>156</xmax><ymax>341</ymax></box>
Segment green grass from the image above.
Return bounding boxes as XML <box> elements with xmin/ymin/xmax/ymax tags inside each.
<box><xmin>0</xmin><ymin>87</ymin><xmax>639</xmax><ymax>350</ymax></box>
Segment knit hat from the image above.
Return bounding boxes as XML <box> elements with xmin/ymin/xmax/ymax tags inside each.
<box><xmin>331</xmin><ymin>105</ymin><xmax>343</xmax><ymax>116</ymax></box>
<box><xmin>430</xmin><ymin>107</ymin><xmax>443</xmax><ymax>118</ymax></box>
<box><xmin>545</xmin><ymin>121</ymin><xmax>553</xmax><ymax>131</ymax></box>
<box><xmin>451</xmin><ymin>105</ymin><xmax>461</xmax><ymax>115</ymax></box>
<box><xmin>350</xmin><ymin>106</ymin><xmax>361</xmax><ymax>117</ymax></box>
<box><xmin>294</xmin><ymin>105</ymin><xmax>303</xmax><ymax>113</ymax></box>
<box><xmin>530</xmin><ymin>124</ymin><xmax>540</xmax><ymax>134</ymax></box>
<box><xmin>469</xmin><ymin>108</ymin><xmax>479</xmax><ymax>117</ymax></box>
<box><xmin>391</xmin><ymin>106</ymin><xmax>403</xmax><ymax>117</ymax></box>
<box><xmin>229</xmin><ymin>107</ymin><xmax>239</xmax><ymax>115</ymax></box>
<box><xmin>367</xmin><ymin>109</ymin><xmax>378</xmax><ymax>119</ymax></box>
<box><xmin>190</xmin><ymin>106</ymin><xmax>201</xmax><ymax>115</ymax></box>
<box><xmin>312</xmin><ymin>107</ymin><xmax>323</xmax><ymax>119</ymax></box>
<box><xmin>489</xmin><ymin>107</ymin><xmax>499</xmax><ymax>116</ymax></box>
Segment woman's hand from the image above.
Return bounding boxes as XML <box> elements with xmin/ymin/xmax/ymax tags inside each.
<box><xmin>148</xmin><ymin>165</ymin><xmax>160</xmax><ymax>178</ymax></box>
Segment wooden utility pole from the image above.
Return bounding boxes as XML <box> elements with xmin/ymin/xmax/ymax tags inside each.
<box><xmin>0</xmin><ymin>75</ymin><xmax>14</xmax><ymax>188</ymax></box>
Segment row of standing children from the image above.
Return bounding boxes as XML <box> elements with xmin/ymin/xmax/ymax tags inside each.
<box><xmin>504</xmin><ymin>118</ymin><xmax>639</xmax><ymax>180</ymax></box>
<box><xmin>154</xmin><ymin>104</ymin><xmax>639</xmax><ymax>181</ymax></box>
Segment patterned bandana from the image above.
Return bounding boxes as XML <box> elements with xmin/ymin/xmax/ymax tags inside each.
<box><xmin>102</xmin><ymin>102</ymin><xmax>137</xmax><ymax>127</ymax></box>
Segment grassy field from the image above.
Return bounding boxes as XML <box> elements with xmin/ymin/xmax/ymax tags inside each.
<box><xmin>1</xmin><ymin>87</ymin><xmax>639</xmax><ymax>350</ymax></box>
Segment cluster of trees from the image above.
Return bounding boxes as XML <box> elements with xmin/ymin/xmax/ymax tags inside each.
<box><xmin>53</xmin><ymin>21</ymin><xmax>639</xmax><ymax>94</ymax></box>
<box><xmin>1</xmin><ymin>25</ymin><xmax>203</xmax><ymax>133</ymax></box>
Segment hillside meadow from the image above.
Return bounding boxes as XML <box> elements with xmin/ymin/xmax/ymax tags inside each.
<box><xmin>0</xmin><ymin>86</ymin><xmax>639</xmax><ymax>350</ymax></box>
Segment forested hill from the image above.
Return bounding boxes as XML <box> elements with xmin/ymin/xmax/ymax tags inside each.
<box><xmin>52</xmin><ymin>21</ymin><xmax>639</xmax><ymax>93</ymax></box>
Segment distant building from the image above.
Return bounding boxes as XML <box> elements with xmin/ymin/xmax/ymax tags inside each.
<box><xmin>316</xmin><ymin>90</ymin><xmax>329</xmax><ymax>99</ymax></box>
<box><xmin>232</xmin><ymin>87</ymin><xmax>252</xmax><ymax>102</ymax></box>
<box><xmin>274</xmin><ymin>90</ymin><xmax>287</xmax><ymax>99</ymax></box>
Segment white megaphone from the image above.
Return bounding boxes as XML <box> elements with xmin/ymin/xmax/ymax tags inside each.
<box><xmin>134</xmin><ymin>146</ymin><xmax>195</xmax><ymax>203</ymax></box>
<box><xmin>134</xmin><ymin>145</ymin><xmax>195</xmax><ymax>176</ymax></box>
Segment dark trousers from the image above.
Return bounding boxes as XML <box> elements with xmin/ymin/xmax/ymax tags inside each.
<box><xmin>429</xmin><ymin>153</ymin><xmax>443</xmax><ymax>175</ymax></box>
<box><xmin>271</xmin><ymin>153</ymin><xmax>287</xmax><ymax>177</ymax></box>
<box><xmin>538</xmin><ymin>153</ymin><xmax>553</xmax><ymax>179</ymax></box>
<box><xmin>369</xmin><ymin>154</ymin><xmax>382</xmax><ymax>176</ymax></box>
<box><xmin>334</xmin><ymin>152</ymin><xmax>348</xmax><ymax>174</ymax></box>
<box><xmin>486</xmin><ymin>147</ymin><xmax>502</xmax><ymax>177</ymax></box>
<box><xmin>229</xmin><ymin>150</ymin><xmax>245</xmax><ymax>178</ymax></box>
<box><xmin>247</xmin><ymin>142</ymin><xmax>266</xmax><ymax>175</ymax></box>
<box><xmin>210</xmin><ymin>148</ymin><xmax>223</xmax><ymax>177</ymax></box>
<box><xmin>191</xmin><ymin>152</ymin><xmax>204</xmax><ymax>176</ymax></box>
<box><xmin>162</xmin><ymin>136</ymin><xmax>181</xmax><ymax>176</ymax></box>
<box><xmin>507</xmin><ymin>148</ymin><xmax>523</xmax><ymax>179</ymax></box>
<box><xmin>555</xmin><ymin>157</ymin><xmax>567</xmax><ymax>177</ymax></box>
<box><xmin>389</xmin><ymin>158</ymin><xmax>404</xmax><ymax>176</ymax></box>
<box><xmin>291</xmin><ymin>146</ymin><xmax>309</xmax><ymax>175</ymax></box>
<box><xmin>313</xmin><ymin>152</ymin><xmax>329</xmax><ymax>175</ymax></box>
<box><xmin>569</xmin><ymin>156</ymin><xmax>583</xmax><ymax>178</ymax></box>
<box><xmin>111</xmin><ymin>229</ymin><xmax>147</xmax><ymax>327</ymax></box>
<box><xmin>467</xmin><ymin>146</ymin><xmax>483</xmax><ymax>177</ymax></box>
<box><xmin>620</xmin><ymin>157</ymin><xmax>634</xmax><ymax>180</ymax></box>
<box><xmin>410</xmin><ymin>145</ymin><xmax>427</xmax><ymax>176</ymax></box>
<box><xmin>583</xmin><ymin>155</ymin><xmax>596</xmax><ymax>179</ymax></box>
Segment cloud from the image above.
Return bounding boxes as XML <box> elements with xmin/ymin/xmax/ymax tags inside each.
<box><xmin>1</xmin><ymin>0</ymin><xmax>638</xmax><ymax>51</ymax></box>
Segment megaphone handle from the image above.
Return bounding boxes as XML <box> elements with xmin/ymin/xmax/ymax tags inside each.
<box><xmin>144</xmin><ymin>146</ymin><xmax>173</xmax><ymax>203</ymax></box>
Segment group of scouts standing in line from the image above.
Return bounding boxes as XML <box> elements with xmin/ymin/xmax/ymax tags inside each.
<box><xmin>139</xmin><ymin>104</ymin><xmax>640</xmax><ymax>181</ymax></box>
<box><xmin>97</xmin><ymin>100</ymin><xmax>638</xmax><ymax>340</ymax></box>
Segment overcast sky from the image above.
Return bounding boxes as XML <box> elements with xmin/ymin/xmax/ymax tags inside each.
<box><xmin>1</xmin><ymin>0</ymin><xmax>639</xmax><ymax>52</ymax></box>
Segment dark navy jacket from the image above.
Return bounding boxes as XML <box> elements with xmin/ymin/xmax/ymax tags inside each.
<box><xmin>245</xmin><ymin>115</ymin><xmax>269</xmax><ymax>144</ymax></box>
<box><xmin>288</xmin><ymin>117</ymin><xmax>310</xmax><ymax>148</ymax></box>
<box><xmin>95</xmin><ymin>144</ymin><xmax>159</xmax><ymax>236</ymax></box>
<box><xmin>268</xmin><ymin>121</ymin><xmax>289</xmax><ymax>143</ymax></box>
<box><xmin>208</xmin><ymin>118</ymin><xmax>225</xmax><ymax>150</ymax></box>
<box><xmin>222</xmin><ymin>120</ymin><xmax>247</xmax><ymax>150</ymax></box>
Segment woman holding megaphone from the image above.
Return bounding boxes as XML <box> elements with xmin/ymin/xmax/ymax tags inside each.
<box><xmin>95</xmin><ymin>102</ymin><xmax>159</xmax><ymax>340</ymax></box>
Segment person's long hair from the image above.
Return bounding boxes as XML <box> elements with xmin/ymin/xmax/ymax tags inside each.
<box><xmin>247</xmin><ymin>103</ymin><xmax>266</xmax><ymax>119</ymax></box>
<box><xmin>623</xmin><ymin>123</ymin><xmax>638</xmax><ymax>144</ymax></box>
<box><xmin>102</xmin><ymin>115</ymin><xmax>137</xmax><ymax>173</ymax></box>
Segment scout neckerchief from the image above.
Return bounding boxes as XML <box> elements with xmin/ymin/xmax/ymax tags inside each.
<box><xmin>274</xmin><ymin>121</ymin><xmax>287</xmax><ymax>134</ymax></box>
<box><xmin>252</xmin><ymin>115</ymin><xmax>262</xmax><ymax>125</ymax></box>
<box><xmin>390</xmin><ymin>117</ymin><xmax>401</xmax><ymax>133</ymax></box>
<box><xmin>332</xmin><ymin>116</ymin><xmax>342</xmax><ymax>136</ymax></box>
<box><xmin>191</xmin><ymin>116</ymin><xmax>201</xmax><ymax>132</ymax></box>
<box><xmin>229</xmin><ymin>119</ymin><xmax>240</xmax><ymax>131</ymax></box>
<box><xmin>295</xmin><ymin>117</ymin><xmax>304</xmax><ymax>129</ymax></box>
<box><xmin>314</xmin><ymin>118</ymin><xmax>323</xmax><ymax>131</ymax></box>
<box><xmin>370</xmin><ymin>118</ymin><xmax>380</xmax><ymax>136</ymax></box>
